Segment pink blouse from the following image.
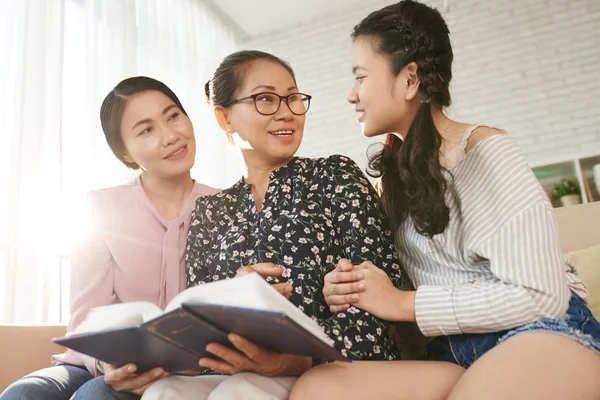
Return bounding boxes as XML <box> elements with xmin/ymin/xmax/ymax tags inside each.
<box><xmin>51</xmin><ymin>176</ymin><xmax>220</xmax><ymax>375</ymax></box>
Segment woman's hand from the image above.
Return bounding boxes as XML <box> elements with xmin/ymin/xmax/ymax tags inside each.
<box><xmin>323</xmin><ymin>259</ymin><xmax>367</xmax><ymax>312</ymax></box>
<box><xmin>199</xmin><ymin>333</ymin><xmax>312</xmax><ymax>377</ymax></box>
<box><xmin>101</xmin><ymin>362</ymin><xmax>168</xmax><ymax>395</ymax></box>
<box><xmin>236</xmin><ymin>262</ymin><xmax>292</xmax><ymax>299</ymax></box>
<box><xmin>324</xmin><ymin>259</ymin><xmax>416</xmax><ymax>322</ymax></box>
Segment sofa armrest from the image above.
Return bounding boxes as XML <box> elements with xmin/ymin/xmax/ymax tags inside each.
<box><xmin>0</xmin><ymin>325</ymin><xmax>67</xmax><ymax>392</ymax></box>
<box><xmin>555</xmin><ymin>202</ymin><xmax>600</xmax><ymax>253</ymax></box>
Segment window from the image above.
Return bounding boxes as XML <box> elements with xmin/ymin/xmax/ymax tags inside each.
<box><xmin>0</xmin><ymin>0</ymin><xmax>239</xmax><ymax>323</ymax></box>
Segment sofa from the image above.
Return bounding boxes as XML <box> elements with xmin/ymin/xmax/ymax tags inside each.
<box><xmin>1</xmin><ymin>201</ymin><xmax>599</xmax><ymax>392</ymax></box>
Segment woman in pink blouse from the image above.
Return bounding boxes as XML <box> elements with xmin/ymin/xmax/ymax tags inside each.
<box><xmin>0</xmin><ymin>77</ymin><xmax>219</xmax><ymax>400</ymax></box>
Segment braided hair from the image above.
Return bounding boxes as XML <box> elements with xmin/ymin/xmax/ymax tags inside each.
<box><xmin>354</xmin><ymin>0</ymin><xmax>453</xmax><ymax>237</ymax></box>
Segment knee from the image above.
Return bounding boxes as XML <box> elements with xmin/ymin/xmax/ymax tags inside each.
<box><xmin>209</xmin><ymin>372</ymin><xmax>261</xmax><ymax>393</ymax></box>
<box><xmin>215</xmin><ymin>372</ymin><xmax>255</xmax><ymax>385</ymax></box>
<box><xmin>141</xmin><ymin>377</ymin><xmax>181</xmax><ymax>400</ymax></box>
<box><xmin>0</xmin><ymin>382</ymin><xmax>33</xmax><ymax>400</ymax></box>
<box><xmin>289</xmin><ymin>365</ymin><xmax>334</xmax><ymax>400</ymax></box>
<box><xmin>208</xmin><ymin>373</ymin><xmax>253</xmax><ymax>399</ymax></box>
<box><xmin>210</xmin><ymin>372</ymin><xmax>295</xmax><ymax>400</ymax></box>
<box><xmin>1</xmin><ymin>375</ymin><xmax>59</xmax><ymax>400</ymax></box>
<box><xmin>72</xmin><ymin>377</ymin><xmax>119</xmax><ymax>399</ymax></box>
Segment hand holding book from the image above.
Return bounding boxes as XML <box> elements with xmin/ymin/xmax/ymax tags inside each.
<box><xmin>54</xmin><ymin>273</ymin><xmax>346</xmax><ymax>374</ymax></box>
<box><xmin>200</xmin><ymin>333</ymin><xmax>312</xmax><ymax>376</ymax></box>
<box><xmin>201</xmin><ymin>264</ymin><xmax>310</xmax><ymax>375</ymax></box>
<box><xmin>99</xmin><ymin>361</ymin><xmax>168</xmax><ymax>395</ymax></box>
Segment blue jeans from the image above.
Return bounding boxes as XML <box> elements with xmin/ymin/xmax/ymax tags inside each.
<box><xmin>0</xmin><ymin>365</ymin><xmax>141</xmax><ymax>400</ymax></box>
<box><xmin>72</xmin><ymin>377</ymin><xmax>140</xmax><ymax>400</ymax></box>
<box><xmin>428</xmin><ymin>292</ymin><xmax>600</xmax><ymax>368</ymax></box>
<box><xmin>0</xmin><ymin>365</ymin><xmax>92</xmax><ymax>400</ymax></box>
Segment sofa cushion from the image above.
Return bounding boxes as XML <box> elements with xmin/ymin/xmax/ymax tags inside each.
<box><xmin>565</xmin><ymin>244</ymin><xmax>600</xmax><ymax>319</ymax></box>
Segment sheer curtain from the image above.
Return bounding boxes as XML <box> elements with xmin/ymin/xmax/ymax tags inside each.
<box><xmin>0</xmin><ymin>0</ymin><xmax>240</xmax><ymax>324</ymax></box>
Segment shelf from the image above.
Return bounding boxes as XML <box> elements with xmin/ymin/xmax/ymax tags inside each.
<box><xmin>532</xmin><ymin>155</ymin><xmax>600</xmax><ymax>208</ymax></box>
<box><xmin>580</xmin><ymin>155</ymin><xmax>600</xmax><ymax>203</ymax></box>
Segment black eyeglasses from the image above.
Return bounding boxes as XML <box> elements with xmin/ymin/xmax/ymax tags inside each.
<box><xmin>231</xmin><ymin>92</ymin><xmax>312</xmax><ymax>116</ymax></box>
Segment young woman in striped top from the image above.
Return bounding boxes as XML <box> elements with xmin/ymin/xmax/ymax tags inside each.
<box><xmin>290</xmin><ymin>1</ymin><xmax>600</xmax><ymax>399</ymax></box>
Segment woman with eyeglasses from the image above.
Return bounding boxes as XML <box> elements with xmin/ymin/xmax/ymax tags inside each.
<box><xmin>139</xmin><ymin>50</ymin><xmax>461</xmax><ymax>400</ymax></box>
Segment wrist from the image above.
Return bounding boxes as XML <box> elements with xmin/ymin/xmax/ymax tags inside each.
<box><xmin>391</xmin><ymin>290</ymin><xmax>416</xmax><ymax>322</ymax></box>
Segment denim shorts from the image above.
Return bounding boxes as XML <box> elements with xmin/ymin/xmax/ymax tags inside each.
<box><xmin>427</xmin><ymin>292</ymin><xmax>600</xmax><ymax>368</ymax></box>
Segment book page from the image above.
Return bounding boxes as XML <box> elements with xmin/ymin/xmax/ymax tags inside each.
<box><xmin>166</xmin><ymin>273</ymin><xmax>276</xmax><ymax>311</ymax></box>
<box><xmin>70</xmin><ymin>302</ymin><xmax>162</xmax><ymax>335</ymax></box>
<box><xmin>169</xmin><ymin>273</ymin><xmax>333</xmax><ymax>345</ymax></box>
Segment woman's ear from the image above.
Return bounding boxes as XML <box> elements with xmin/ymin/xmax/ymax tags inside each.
<box><xmin>404</xmin><ymin>62</ymin><xmax>420</xmax><ymax>101</ymax></box>
<box><xmin>214</xmin><ymin>106</ymin><xmax>233</xmax><ymax>135</ymax></box>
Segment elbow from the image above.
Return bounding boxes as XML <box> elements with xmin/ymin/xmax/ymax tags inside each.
<box><xmin>537</xmin><ymin>288</ymin><xmax>570</xmax><ymax>320</ymax></box>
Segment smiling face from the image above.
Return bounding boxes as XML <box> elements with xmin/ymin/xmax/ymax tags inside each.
<box><xmin>119</xmin><ymin>90</ymin><xmax>196</xmax><ymax>178</ymax></box>
<box><xmin>215</xmin><ymin>59</ymin><xmax>306</xmax><ymax>169</ymax></box>
<box><xmin>347</xmin><ymin>36</ymin><xmax>420</xmax><ymax>138</ymax></box>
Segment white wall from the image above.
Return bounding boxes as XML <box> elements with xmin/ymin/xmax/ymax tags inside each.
<box><xmin>242</xmin><ymin>0</ymin><xmax>600</xmax><ymax>171</ymax></box>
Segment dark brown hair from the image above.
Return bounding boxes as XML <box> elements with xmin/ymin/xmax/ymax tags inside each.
<box><xmin>356</xmin><ymin>0</ymin><xmax>453</xmax><ymax>237</ymax></box>
<box><xmin>205</xmin><ymin>50</ymin><xmax>296</xmax><ymax>110</ymax></box>
<box><xmin>100</xmin><ymin>76</ymin><xmax>188</xmax><ymax>169</ymax></box>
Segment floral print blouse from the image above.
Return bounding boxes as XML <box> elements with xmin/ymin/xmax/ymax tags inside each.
<box><xmin>186</xmin><ymin>155</ymin><xmax>402</xmax><ymax>361</ymax></box>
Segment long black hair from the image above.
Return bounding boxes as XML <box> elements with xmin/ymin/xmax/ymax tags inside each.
<box><xmin>355</xmin><ymin>0</ymin><xmax>453</xmax><ymax>237</ymax></box>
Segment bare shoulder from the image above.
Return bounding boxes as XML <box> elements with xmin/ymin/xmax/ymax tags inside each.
<box><xmin>465</xmin><ymin>126</ymin><xmax>506</xmax><ymax>153</ymax></box>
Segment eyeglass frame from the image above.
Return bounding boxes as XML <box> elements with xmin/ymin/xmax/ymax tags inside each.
<box><xmin>230</xmin><ymin>92</ymin><xmax>312</xmax><ymax>116</ymax></box>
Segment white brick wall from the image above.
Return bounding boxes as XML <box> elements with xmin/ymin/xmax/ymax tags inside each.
<box><xmin>242</xmin><ymin>0</ymin><xmax>600</xmax><ymax>171</ymax></box>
